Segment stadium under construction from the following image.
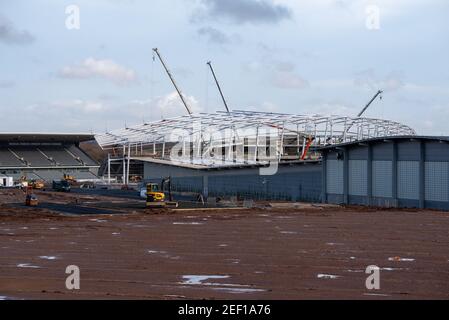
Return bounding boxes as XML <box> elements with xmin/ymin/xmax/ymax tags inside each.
<box><xmin>2</xmin><ymin>49</ymin><xmax>449</xmax><ymax>210</ymax></box>
<box><xmin>92</xmin><ymin>49</ymin><xmax>449</xmax><ymax>210</ymax></box>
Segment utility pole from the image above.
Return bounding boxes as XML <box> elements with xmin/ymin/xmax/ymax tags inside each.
<box><xmin>152</xmin><ymin>48</ymin><xmax>192</xmax><ymax>115</ymax></box>
<box><xmin>207</xmin><ymin>61</ymin><xmax>230</xmax><ymax>113</ymax></box>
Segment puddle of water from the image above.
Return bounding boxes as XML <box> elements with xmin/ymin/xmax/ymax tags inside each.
<box><xmin>112</xmin><ymin>232</ymin><xmax>120</xmax><ymax>235</ymax></box>
<box><xmin>213</xmin><ymin>287</ymin><xmax>266</xmax><ymax>293</ymax></box>
<box><xmin>218</xmin><ymin>244</ymin><xmax>228</xmax><ymax>247</ymax></box>
<box><xmin>181</xmin><ymin>275</ymin><xmax>229</xmax><ymax>285</ymax></box>
<box><xmin>89</xmin><ymin>219</ymin><xmax>107</xmax><ymax>223</ymax></box>
<box><xmin>147</xmin><ymin>250</ymin><xmax>180</xmax><ymax>260</ymax></box>
<box><xmin>317</xmin><ymin>274</ymin><xmax>340</xmax><ymax>279</ymax></box>
<box><xmin>39</xmin><ymin>256</ymin><xmax>57</xmax><ymax>260</ymax></box>
<box><xmin>20</xmin><ymin>227</ymin><xmax>29</xmax><ymax>230</ymax></box>
<box><xmin>147</xmin><ymin>250</ymin><xmax>163</xmax><ymax>254</ymax></box>
<box><xmin>173</xmin><ymin>222</ymin><xmax>204</xmax><ymax>225</ymax></box>
<box><xmin>381</xmin><ymin>267</ymin><xmax>408</xmax><ymax>271</ymax></box>
<box><xmin>349</xmin><ymin>256</ymin><xmax>356</xmax><ymax>260</ymax></box>
<box><xmin>388</xmin><ymin>257</ymin><xmax>415</xmax><ymax>262</ymax></box>
<box><xmin>0</xmin><ymin>295</ymin><xmax>11</xmax><ymax>300</ymax></box>
<box><xmin>346</xmin><ymin>269</ymin><xmax>363</xmax><ymax>273</ymax></box>
<box><xmin>326</xmin><ymin>242</ymin><xmax>344</xmax><ymax>246</ymax></box>
<box><xmin>363</xmin><ymin>293</ymin><xmax>391</xmax><ymax>297</ymax></box>
<box><xmin>180</xmin><ymin>275</ymin><xmax>266</xmax><ymax>293</ymax></box>
<box><xmin>225</xmin><ymin>259</ymin><xmax>240</xmax><ymax>264</ymax></box>
<box><xmin>17</xmin><ymin>263</ymin><xmax>40</xmax><ymax>268</ymax></box>
<box><xmin>49</xmin><ymin>227</ymin><xmax>58</xmax><ymax>230</ymax></box>
<box><xmin>280</xmin><ymin>231</ymin><xmax>298</xmax><ymax>234</ymax></box>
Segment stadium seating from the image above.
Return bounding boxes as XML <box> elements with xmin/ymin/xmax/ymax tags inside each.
<box><xmin>0</xmin><ymin>149</ymin><xmax>25</xmax><ymax>167</ymax></box>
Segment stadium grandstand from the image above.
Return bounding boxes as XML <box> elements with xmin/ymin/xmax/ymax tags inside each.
<box><xmin>0</xmin><ymin>133</ymin><xmax>100</xmax><ymax>183</ymax></box>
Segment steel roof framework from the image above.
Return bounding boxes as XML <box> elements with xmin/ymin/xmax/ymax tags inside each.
<box><xmin>95</xmin><ymin>110</ymin><xmax>416</xmax><ymax>167</ymax></box>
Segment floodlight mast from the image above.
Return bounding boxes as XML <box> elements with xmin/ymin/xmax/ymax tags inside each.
<box><xmin>152</xmin><ymin>48</ymin><xmax>192</xmax><ymax>116</ymax></box>
<box><xmin>207</xmin><ymin>61</ymin><xmax>230</xmax><ymax>113</ymax></box>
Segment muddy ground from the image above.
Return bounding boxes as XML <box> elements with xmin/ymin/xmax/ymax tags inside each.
<box><xmin>0</xmin><ymin>188</ymin><xmax>448</xmax><ymax>300</ymax></box>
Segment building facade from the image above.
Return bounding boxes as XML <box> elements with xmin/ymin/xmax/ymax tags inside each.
<box><xmin>321</xmin><ymin>136</ymin><xmax>449</xmax><ymax>210</ymax></box>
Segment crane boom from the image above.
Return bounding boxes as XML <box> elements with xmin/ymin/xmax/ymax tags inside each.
<box><xmin>342</xmin><ymin>89</ymin><xmax>383</xmax><ymax>139</ymax></box>
<box><xmin>152</xmin><ymin>48</ymin><xmax>192</xmax><ymax>115</ymax></box>
<box><xmin>357</xmin><ymin>90</ymin><xmax>383</xmax><ymax>117</ymax></box>
<box><xmin>207</xmin><ymin>61</ymin><xmax>230</xmax><ymax>113</ymax></box>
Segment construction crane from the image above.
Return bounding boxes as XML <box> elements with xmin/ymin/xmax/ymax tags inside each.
<box><xmin>357</xmin><ymin>89</ymin><xmax>383</xmax><ymax>117</ymax></box>
<box><xmin>152</xmin><ymin>48</ymin><xmax>192</xmax><ymax>116</ymax></box>
<box><xmin>342</xmin><ymin>89</ymin><xmax>383</xmax><ymax>138</ymax></box>
<box><xmin>207</xmin><ymin>61</ymin><xmax>230</xmax><ymax>113</ymax></box>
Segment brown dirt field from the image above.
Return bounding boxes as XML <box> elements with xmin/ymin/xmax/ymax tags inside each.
<box><xmin>0</xmin><ymin>189</ymin><xmax>448</xmax><ymax>300</ymax></box>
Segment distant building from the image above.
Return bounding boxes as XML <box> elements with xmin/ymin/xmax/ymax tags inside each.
<box><xmin>0</xmin><ymin>133</ymin><xmax>99</xmax><ymax>182</ymax></box>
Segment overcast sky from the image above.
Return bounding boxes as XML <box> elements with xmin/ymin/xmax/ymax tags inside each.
<box><xmin>1</xmin><ymin>0</ymin><xmax>448</xmax><ymax>135</ymax></box>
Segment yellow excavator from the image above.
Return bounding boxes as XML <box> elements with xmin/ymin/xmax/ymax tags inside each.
<box><xmin>146</xmin><ymin>177</ymin><xmax>178</xmax><ymax>208</ymax></box>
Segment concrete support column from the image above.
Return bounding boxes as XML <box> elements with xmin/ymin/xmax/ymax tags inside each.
<box><xmin>419</xmin><ymin>141</ymin><xmax>425</xmax><ymax>209</ymax></box>
<box><xmin>202</xmin><ymin>175</ymin><xmax>209</xmax><ymax>200</ymax></box>
<box><xmin>321</xmin><ymin>153</ymin><xmax>327</xmax><ymax>203</ymax></box>
<box><xmin>367</xmin><ymin>144</ymin><xmax>373</xmax><ymax>206</ymax></box>
<box><xmin>392</xmin><ymin>141</ymin><xmax>398</xmax><ymax>207</ymax></box>
<box><xmin>122</xmin><ymin>145</ymin><xmax>126</xmax><ymax>185</ymax></box>
<box><xmin>343</xmin><ymin>148</ymin><xmax>349</xmax><ymax>205</ymax></box>
<box><xmin>107</xmin><ymin>153</ymin><xmax>111</xmax><ymax>185</ymax></box>
<box><xmin>126</xmin><ymin>143</ymin><xmax>131</xmax><ymax>185</ymax></box>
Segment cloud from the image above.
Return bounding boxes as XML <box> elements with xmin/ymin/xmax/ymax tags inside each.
<box><xmin>354</xmin><ymin>69</ymin><xmax>404</xmax><ymax>91</ymax></box>
<box><xmin>59</xmin><ymin>58</ymin><xmax>138</xmax><ymax>85</ymax></box>
<box><xmin>192</xmin><ymin>0</ymin><xmax>292</xmax><ymax>25</ymax></box>
<box><xmin>2</xmin><ymin>91</ymin><xmax>202</xmax><ymax>132</ymax></box>
<box><xmin>197</xmin><ymin>26</ymin><xmax>233</xmax><ymax>44</ymax></box>
<box><xmin>0</xmin><ymin>15</ymin><xmax>35</xmax><ymax>45</ymax></box>
<box><xmin>0</xmin><ymin>80</ymin><xmax>15</xmax><ymax>88</ymax></box>
<box><xmin>272</xmin><ymin>71</ymin><xmax>309</xmax><ymax>89</ymax></box>
<box><xmin>131</xmin><ymin>91</ymin><xmax>202</xmax><ymax>120</ymax></box>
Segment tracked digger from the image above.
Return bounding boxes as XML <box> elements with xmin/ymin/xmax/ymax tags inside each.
<box><xmin>146</xmin><ymin>177</ymin><xmax>178</xmax><ymax>208</ymax></box>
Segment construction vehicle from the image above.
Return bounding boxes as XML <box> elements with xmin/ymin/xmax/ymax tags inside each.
<box><xmin>30</xmin><ymin>179</ymin><xmax>45</xmax><ymax>190</ymax></box>
<box><xmin>145</xmin><ymin>177</ymin><xmax>178</xmax><ymax>208</ymax></box>
<box><xmin>24</xmin><ymin>186</ymin><xmax>38</xmax><ymax>206</ymax></box>
<box><xmin>52</xmin><ymin>180</ymin><xmax>71</xmax><ymax>192</ymax></box>
<box><xmin>63</xmin><ymin>174</ymin><xmax>76</xmax><ymax>183</ymax></box>
<box><xmin>300</xmin><ymin>136</ymin><xmax>315</xmax><ymax>160</ymax></box>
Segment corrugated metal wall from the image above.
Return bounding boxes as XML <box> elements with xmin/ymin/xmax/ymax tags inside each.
<box><xmin>326</xmin><ymin>160</ymin><xmax>343</xmax><ymax>194</ymax></box>
<box><xmin>397</xmin><ymin>161</ymin><xmax>420</xmax><ymax>200</ymax></box>
<box><xmin>349</xmin><ymin>160</ymin><xmax>367</xmax><ymax>196</ymax></box>
<box><xmin>425</xmin><ymin>162</ymin><xmax>448</xmax><ymax>202</ymax></box>
<box><xmin>372</xmin><ymin>161</ymin><xmax>392</xmax><ymax>198</ymax></box>
<box><xmin>324</xmin><ymin>138</ymin><xmax>449</xmax><ymax>210</ymax></box>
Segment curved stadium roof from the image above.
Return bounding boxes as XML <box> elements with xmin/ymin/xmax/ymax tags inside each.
<box><xmin>95</xmin><ymin>110</ymin><xmax>416</xmax><ymax>149</ymax></box>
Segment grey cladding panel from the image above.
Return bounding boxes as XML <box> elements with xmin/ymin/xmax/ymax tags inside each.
<box><xmin>326</xmin><ymin>160</ymin><xmax>343</xmax><ymax>194</ymax></box>
<box><xmin>348</xmin><ymin>146</ymin><xmax>368</xmax><ymax>160</ymax></box>
<box><xmin>397</xmin><ymin>161</ymin><xmax>419</xmax><ymax>200</ymax></box>
<box><xmin>372</xmin><ymin>160</ymin><xmax>392</xmax><ymax>198</ymax></box>
<box><xmin>372</xmin><ymin>142</ymin><xmax>393</xmax><ymax>161</ymax></box>
<box><xmin>348</xmin><ymin>160</ymin><xmax>367</xmax><ymax>196</ymax></box>
<box><xmin>425</xmin><ymin>142</ymin><xmax>449</xmax><ymax>161</ymax></box>
<box><xmin>398</xmin><ymin>141</ymin><xmax>420</xmax><ymax>161</ymax></box>
<box><xmin>425</xmin><ymin>162</ymin><xmax>448</xmax><ymax>202</ymax></box>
